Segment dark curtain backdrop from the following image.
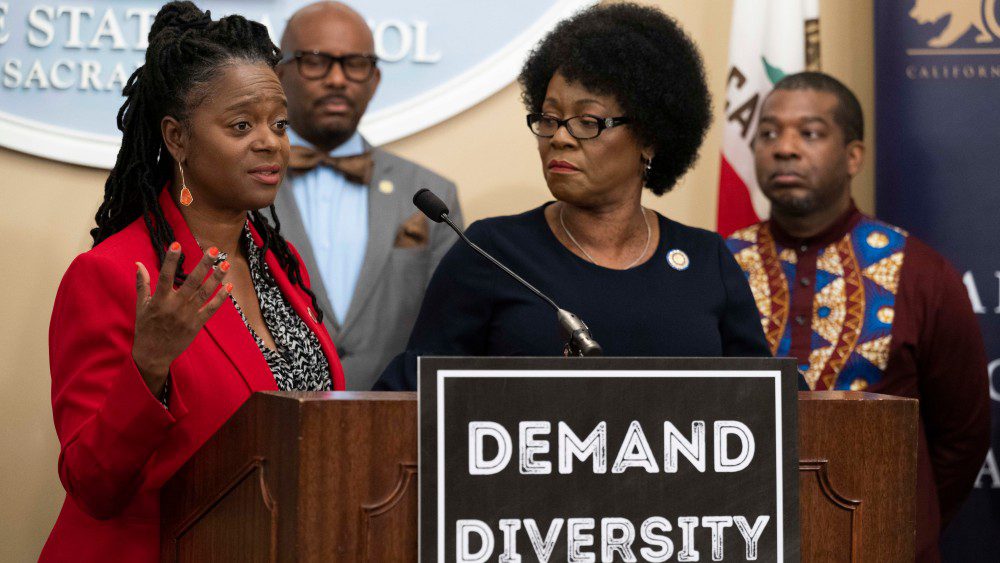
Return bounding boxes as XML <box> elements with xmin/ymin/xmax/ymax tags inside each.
<box><xmin>875</xmin><ymin>2</ymin><xmax>1000</xmax><ymax>560</ymax></box>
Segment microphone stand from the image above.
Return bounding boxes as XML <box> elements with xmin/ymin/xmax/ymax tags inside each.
<box><xmin>437</xmin><ymin>212</ymin><xmax>603</xmax><ymax>357</ymax></box>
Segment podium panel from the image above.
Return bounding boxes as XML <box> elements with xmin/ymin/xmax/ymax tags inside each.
<box><xmin>798</xmin><ymin>391</ymin><xmax>917</xmax><ymax>562</ymax></box>
<box><xmin>161</xmin><ymin>392</ymin><xmax>417</xmax><ymax>562</ymax></box>
<box><xmin>162</xmin><ymin>384</ymin><xmax>915</xmax><ymax>561</ymax></box>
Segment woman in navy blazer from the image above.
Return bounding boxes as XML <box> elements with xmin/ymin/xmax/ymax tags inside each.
<box><xmin>41</xmin><ymin>3</ymin><xmax>344</xmax><ymax>560</ymax></box>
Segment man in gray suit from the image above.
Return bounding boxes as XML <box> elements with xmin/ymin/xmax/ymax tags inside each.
<box><xmin>275</xmin><ymin>1</ymin><xmax>462</xmax><ymax>390</ymax></box>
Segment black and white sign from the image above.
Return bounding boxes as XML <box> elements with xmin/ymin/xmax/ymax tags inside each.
<box><xmin>419</xmin><ymin>357</ymin><xmax>799</xmax><ymax>562</ymax></box>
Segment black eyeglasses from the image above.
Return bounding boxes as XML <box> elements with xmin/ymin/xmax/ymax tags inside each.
<box><xmin>279</xmin><ymin>50</ymin><xmax>379</xmax><ymax>82</ymax></box>
<box><xmin>526</xmin><ymin>113</ymin><xmax>630</xmax><ymax>140</ymax></box>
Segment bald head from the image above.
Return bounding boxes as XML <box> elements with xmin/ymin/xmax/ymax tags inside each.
<box><xmin>276</xmin><ymin>0</ymin><xmax>381</xmax><ymax>152</ymax></box>
<box><xmin>281</xmin><ymin>1</ymin><xmax>374</xmax><ymax>53</ymax></box>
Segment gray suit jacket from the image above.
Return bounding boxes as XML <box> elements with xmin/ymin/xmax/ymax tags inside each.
<box><xmin>273</xmin><ymin>147</ymin><xmax>462</xmax><ymax>390</ymax></box>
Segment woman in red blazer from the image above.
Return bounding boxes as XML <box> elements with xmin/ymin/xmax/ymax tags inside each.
<box><xmin>41</xmin><ymin>3</ymin><xmax>344</xmax><ymax>561</ymax></box>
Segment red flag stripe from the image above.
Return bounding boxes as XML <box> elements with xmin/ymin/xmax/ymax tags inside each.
<box><xmin>717</xmin><ymin>154</ymin><xmax>760</xmax><ymax>237</ymax></box>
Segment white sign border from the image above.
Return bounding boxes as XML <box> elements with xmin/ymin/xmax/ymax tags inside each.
<box><xmin>433</xmin><ymin>368</ymin><xmax>785</xmax><ymax>563</ymax></box>
<box><xmin>0</xmin><ymin>0</ymin><xmax>596</xmax><ymax>169</ymax></box>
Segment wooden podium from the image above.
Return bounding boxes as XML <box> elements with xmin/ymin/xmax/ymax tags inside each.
<box><xmin>162</xmin><ymin>390</ymin><xmax>916</xmax><ymax>562</ymax></box>
<box><xmin>161</xmin><ymin>392</ymin><xmax>418</xmax><ymax>562</ymax></box>
<box><xmin>798</xmin><ymin>391</ymin><xmax>917</xmax><ymax>561</ymax></box>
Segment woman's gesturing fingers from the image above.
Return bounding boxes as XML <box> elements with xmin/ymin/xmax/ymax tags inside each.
<box><xmin>135</xmin><ymin>262</ymin><xmax>152</xmax><ymax>315</ymax></box>
<box><xmin>154</xmin><ymin>241</ymin><xmax>182</xmax><ymax>296</ymax></box>
<box><xmin>177</xmin><ymin>247</ymin><xmax>219</xmax><ymax>302</ymax></box>
<box><xmin>198</xmin><ymin>281</ymin><xmax>233</xmax><ymax>324</ymax></box>
<box><xmin>196</xmin><ymin>260</ymin><xmax>230</xmax><ymax>307</ymax></box>
<box><xmin>131</xmin><ymin>242</ymin><xmax>233</xmax><ymax>387</ymax></box>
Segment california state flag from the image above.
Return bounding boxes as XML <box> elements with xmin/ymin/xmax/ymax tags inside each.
<box><xmin>717</xmin><ymin>0</ymin><xmax>820</xmax><ymax>236</ymax></box>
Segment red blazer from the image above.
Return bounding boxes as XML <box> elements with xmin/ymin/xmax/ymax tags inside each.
<box><xmin>40</xmin><ymin>190</ymin><xmax>345</xmax><ymax>562</ymax></box>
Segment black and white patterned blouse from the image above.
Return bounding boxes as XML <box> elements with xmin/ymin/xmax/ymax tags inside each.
<box><xmin>232</xmin><ymin>229</ymin><xmax>332</xmax><ymax>391</ymax></box>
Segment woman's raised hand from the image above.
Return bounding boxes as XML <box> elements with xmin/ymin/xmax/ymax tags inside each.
<box><xmin>132</xmin><ymin>242</ymin><xmax>231</xmax><ymax>396</ymax></box>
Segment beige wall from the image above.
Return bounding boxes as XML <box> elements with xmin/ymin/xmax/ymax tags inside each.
<box><xmin>0</xmin><ymin>0</ymin><xmax>873</xmax><ymax>558</ymax></box>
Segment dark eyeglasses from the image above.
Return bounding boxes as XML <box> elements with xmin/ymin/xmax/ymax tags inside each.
<box><xmin>279</xmin><ymin>50</ymin><xmax>379</xmax><ymax>82</ymax></box>
<box><xmin>526</xmin><ymin>113</ymin><xmax>630</xmax><ymax>140</ymax></box>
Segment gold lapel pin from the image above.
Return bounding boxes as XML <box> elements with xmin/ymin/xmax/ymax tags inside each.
<box><xmin>378</xmin><ymin>180</ymin><xmax>394</xmax><ymax>194</ymax></box>
<box><xmin>667</xmin><ymin>249</ymin><xmax>690</xmax><ymax>271</ymax></box>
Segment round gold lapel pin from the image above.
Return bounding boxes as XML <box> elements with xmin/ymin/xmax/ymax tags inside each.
<box><xmin>667</xmin><ymin>249</ymin><xmax>690</xmax><ymax>271</ymax></box>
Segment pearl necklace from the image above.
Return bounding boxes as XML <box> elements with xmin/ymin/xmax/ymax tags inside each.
<box><xmin>559</xmin><ymin>205</ymin><xmax>652</xmax><ymax>270</ymax></box>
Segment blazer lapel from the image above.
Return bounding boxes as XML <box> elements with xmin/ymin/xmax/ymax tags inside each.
<box><xmin>202</xmin><ymin>303</ymin><xmax>278</xmax><ymax>392</ymax></box>
<box><xmin>272</xmin><ymin>180</ymin><xmax>340</xmax><ymax>332</ymax></box>
<box><xmin>158</xmin><ymin>189</ymin><xmax>278</xmax><ymax>393</ymax></box>
<box><xmin>342</xmin><ymin>147</ymin><xmax>397</xmax><ymax>330</ymax></box>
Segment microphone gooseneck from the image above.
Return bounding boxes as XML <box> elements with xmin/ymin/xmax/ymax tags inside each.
<box><xmin>412</xmin><ymin>189</ymin><xmax>603</xmax><ymax>357</ymax></box>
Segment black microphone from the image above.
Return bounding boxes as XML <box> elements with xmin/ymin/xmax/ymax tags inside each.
<box><xmin>413</xmin><ymin>188</ymin><xmax>450</xmax><ymax>224</ymax></box>
<box><xmin>413</xmin><ymin>188</ymin><xmax>602</xmax><ymax>357</ymax></box>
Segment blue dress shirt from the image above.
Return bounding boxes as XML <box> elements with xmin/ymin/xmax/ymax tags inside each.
<box><xmin>287</xmin><ymin>129</ymin><xmax>368</xmax><ymax>324</ymax></box>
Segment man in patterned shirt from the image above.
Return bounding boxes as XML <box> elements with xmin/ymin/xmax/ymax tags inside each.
<box><xmin>725</xmin><ymin>72</ymin><xmax>990</xmax><ymax>562</ymax></box>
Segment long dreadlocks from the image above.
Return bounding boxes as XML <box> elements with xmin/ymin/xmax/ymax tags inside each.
<box><xmin>91</xmin><ymin>1</ymin><xmax>324</xmax><ymax>322</ymax></box>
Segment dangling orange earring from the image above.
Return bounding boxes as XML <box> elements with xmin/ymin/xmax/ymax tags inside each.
<box><xmin>178</xmin><ymin>162</ymin><xmax>193</xmax><ymax>206</ymax></box>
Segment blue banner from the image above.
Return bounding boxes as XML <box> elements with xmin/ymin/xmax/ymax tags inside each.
<box><xmin>875</xmin><ymin>1</ymin><xmax>1000</xmax><ymax>560</ymax></box>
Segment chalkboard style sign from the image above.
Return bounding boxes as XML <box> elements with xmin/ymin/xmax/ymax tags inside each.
<box><xmin>419</xmin><ymin>357</ymin><xmax>800</xmax><ymax>562</ymax></box>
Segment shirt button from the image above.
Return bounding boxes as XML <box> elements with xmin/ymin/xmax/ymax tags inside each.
<box><xmin>800</xmin><ymin>277</ymin><xmax>811</xmax><ymax>287</ymax></box>
<box><xmin>795</xmin><ymin>315</ymin><xmax>807</xmax><ymax>326</ymax></box>
<box><xmin>799</xmin><ymin>244</ymin><xmax>808</xmax><ymax>252</ymax></box>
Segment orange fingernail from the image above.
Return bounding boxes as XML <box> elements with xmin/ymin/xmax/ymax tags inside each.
<box><xmin>169</xmin><ymin>242</ymin><xmax>181</xmax><ymax>252</ymax></box>
<box><xmin>225</xmin><ymin>282</ymin><xmax>233</xmax><ymax>293</ymax></box>
<box><xmin>208</xmin><ymin>247</ymin><xmax>219</xmax><ymax>258</ymax></box>
<box><xmin>219</xmin><ymin>261</ymin><xmax>231</xmax><ymax>272</ymax></box>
